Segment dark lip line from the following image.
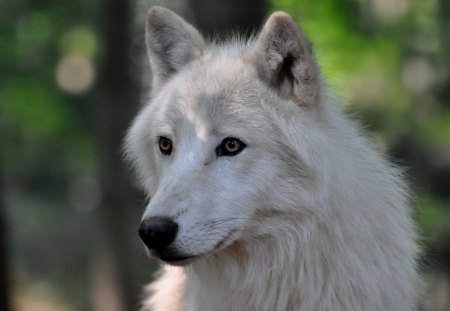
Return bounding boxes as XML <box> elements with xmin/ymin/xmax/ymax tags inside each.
<box><xmin>158</xmin><ymin>230</ymin><xmax>239</xmax><ymax>265</ymax></box>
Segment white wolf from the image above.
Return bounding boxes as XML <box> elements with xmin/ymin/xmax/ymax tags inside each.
<box><xmin>125</xmin><ymin>6</ymin><xmax>419</xmax><ymax>311</ymax></box>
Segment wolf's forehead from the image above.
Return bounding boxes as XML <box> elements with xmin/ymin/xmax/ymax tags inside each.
<box><xmin>161</xmin><ymin>69</ymin><xmax>261</xmax><ymax>129</ymax></box>
<box><xmin>162</xmin><ymin>89</ymin><xmax>249</xmax><ymax>137</ymax></box>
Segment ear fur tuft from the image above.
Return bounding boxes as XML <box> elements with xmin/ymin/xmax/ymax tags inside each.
<box><xmin>252</xmin><ymin>11</ymin><xmax>319</xmax><ymax>106</ymax></box>
<box><xmin>146</xmin><ymin>6</ymin><xmax>205</xmax><ymax>88</ymax></box>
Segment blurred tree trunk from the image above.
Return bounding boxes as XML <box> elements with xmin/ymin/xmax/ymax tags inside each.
<box><xmin>439</xmin><ymin>0</ymin><xmax>450</xmax><ymax>106</ymax></box>
<box><xmin>188</xmin><ymin>0</ymin><xmax>268</xmax><ymax>37</ymax></box>
<box><xmin>96</xmin><ymin>0</ymin><xmax>141</xmax><ymax>310</ymax></box>
<box><xmin>0</xmin><ymin>153</ymin><xmax>10</xmax><ymax>311</ymax></box>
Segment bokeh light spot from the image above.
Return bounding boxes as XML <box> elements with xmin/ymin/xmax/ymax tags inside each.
<box><xmin>55</xmin><ymin>56</ymin><xmax>95</xmax><ymax>94</ymax></box>
<box><xmin>401</xmin><ymin>57</ymin><xmax>435</xmax><ymax>94</ymax></box>
<box><xmin>370</xmin><ymin>0</ymin><xmax>410</xmax><ymax>22</ymax></box>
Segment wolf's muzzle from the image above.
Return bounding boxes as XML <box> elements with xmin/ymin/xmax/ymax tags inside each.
<box><xmin>138</xmin><ymin>216</ymin><xmax>178</xmax><ymax>251</ymax></box>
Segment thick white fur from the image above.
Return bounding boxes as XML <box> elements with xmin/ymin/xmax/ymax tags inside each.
<box><xmin>125</xmin><ymin>7</ymin><xmax>419</xmax><ymax>311</ymax></box>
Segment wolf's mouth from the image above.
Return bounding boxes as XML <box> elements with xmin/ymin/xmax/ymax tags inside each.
<box><xmin>149</xmin><ymin>248</ymin><xmax>198</xmax><ymax>266</ymax></box>
<box><xmin>148</xmin><ymin>230</ymin><xmax>240</xmax><ymax>266</ymax></box>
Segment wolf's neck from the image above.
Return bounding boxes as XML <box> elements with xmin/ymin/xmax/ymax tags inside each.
<box><xmin>183</xmin><ymin>233</ymin><xmax>319</xmax><ymax>311</ymax></box>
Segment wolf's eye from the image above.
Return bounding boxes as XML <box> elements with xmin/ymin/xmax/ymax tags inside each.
<box><xmin>159</xmin><ymin>137</ymin><xmax>173</xmax><ymax>155</ymax></box>
<box><xmin>216</xmin><ymin>137</ymin><xmax>246</xmax><ymax>156</ymax></box>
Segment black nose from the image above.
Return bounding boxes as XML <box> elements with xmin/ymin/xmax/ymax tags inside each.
<box><xmin>138</xmin><ymin>216</ymin><xmax>179</xmax><ymax>251</ymax></box>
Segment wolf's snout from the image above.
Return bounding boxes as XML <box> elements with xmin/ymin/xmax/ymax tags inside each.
<box><xmin>138</xmin><ymin>216</ymin><xmax>178</xmax><ymax>251</ymax></box>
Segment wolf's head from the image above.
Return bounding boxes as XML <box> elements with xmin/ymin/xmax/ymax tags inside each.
<box><xmin>126</xmin><ymin>7</ymin><xmax>326</xmax><ymax>265</ymax></box>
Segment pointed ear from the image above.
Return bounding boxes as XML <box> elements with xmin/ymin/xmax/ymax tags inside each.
<box><xmin>252</xmin><ymin>12</ymin><xmax>319</xmax><ymax>106</ymax></box>
<box><xmin>146</xmin><ymin>6</ymin><xmax>205</xmax><ymax>88</ymax></box>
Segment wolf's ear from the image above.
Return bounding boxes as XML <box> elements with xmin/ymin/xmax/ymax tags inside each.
<box><xmin>146</xmin><ymin>6</ymin><xmax>205</xmax><ymax>88</ymax></box>
<box><xmin>252</xmin><ymin>12</ymin><xmax>319</xmax><ymax>106</ymax></box>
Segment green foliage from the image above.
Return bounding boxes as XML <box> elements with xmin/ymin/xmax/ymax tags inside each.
<box><xmin>0</xmin><ymin>1</ymin><xmax>98</xmax><ymax>309</ymax></box>
<box><xmin>0</xmin><ymin>1</ymin><xmax>98</xmax><ymax>192</ymax></box>
<box><xmin>416</xmin><ymin>195</ymin><xmax>449</xmax><ymax>241</ymax></box>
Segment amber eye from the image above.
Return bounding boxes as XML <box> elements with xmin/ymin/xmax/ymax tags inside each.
<box><xmin>158</xmin><ymin>137</ymin><xmax>173</xmax><ymax>155</ymax></box>
<box><xmin>216</xmin><ymin>137</ymin><xmax>246</xmax><ymax>156</ymax></box>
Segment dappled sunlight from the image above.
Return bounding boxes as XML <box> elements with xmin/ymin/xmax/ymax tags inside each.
<box><xmin>15</xmin><ymin>298</ymin><xmax>74</xmax><ymax>311</ymax></box>
<box><xmin>13</xmin><ymin>282</ymin><xmax>74</xmax><ymax>311</ymax></box>
<box><xmin>55</xmin><ymin>56</ymin><xmax>95</xmax><ymax>94</ymax></box>
<box><xmin>369</xmin><ymin>0</ymin><xmax>411</xmax><ymax>23</ymax></box>
<box><xmin>55</xmin><ymin>26</ymin><xmax>97</xmax><ymax>94</ymax></box>
<box><xmin>401</xmin><ymin>57</ymin><xmax>436</xmax><ymax>95</ymax></box>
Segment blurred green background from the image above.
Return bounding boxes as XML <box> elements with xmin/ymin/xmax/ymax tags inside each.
<box><xmin>1</xmin><ymin>0</ymin><xmax>449</xmax><ymax>310</ymax></box>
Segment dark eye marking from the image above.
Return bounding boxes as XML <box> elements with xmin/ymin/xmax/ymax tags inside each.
<box><xmin>216</xmin><ymin>137</ymin><xmax>246</xmax><ymax>157</ymax></box>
